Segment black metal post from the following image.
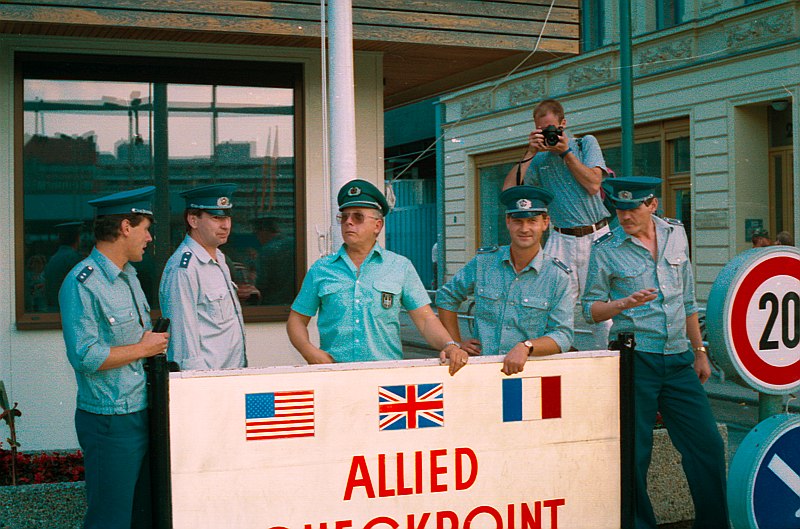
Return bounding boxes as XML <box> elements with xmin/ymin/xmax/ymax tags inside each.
<box><xmin>146</xmin><ymin>354</ymin><xmax>173</xmax><ymax>529</ymax></box>
<box><xmin>617</xmin><ymin>332</ymin><xmax>636</xmax><ymax>528</ymax></box>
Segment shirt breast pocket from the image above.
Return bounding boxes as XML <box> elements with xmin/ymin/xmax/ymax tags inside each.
<box><xmin>663</xmin><ymin>253</ymin><xmax>685</xmax><ymax>293</ymax></box>
<box><xmin>616</xmin><ymin>263</ymin><xmax>647</xmax><ymax>293</ymax></box>
<box><xmin>103</xmin><ymin>307</ymin><xmax>140</xmax><ymax>345</ymax></box>
<box><xmin>319</xmin><ymin>282</ymin><xmax>348</xmax><ymax>309</ymax></box>
<box><xmin>475</xmin><ymin>286</ymin><xmax>502</xmax><ymax>327</ymax></box>
<box><xmin>372</xmin><ymin>280</ymin><xmax>402</xmax><ymax>319</ymax></box>
<box><xmin>202</xmin><ymin>289</ymin><xmax>233</xmax><ymax>324</ymax></box>
<box><xmin>520</xmin><ymin>296</ymin><xmax>550</xmax><ymax>335</ymax></box>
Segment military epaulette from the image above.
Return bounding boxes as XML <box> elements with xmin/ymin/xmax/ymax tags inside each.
<box><xmin>552</xmin><ymin>257</ymin><xmax>572</xmax><ymax>274</ymax></box>
<box><xmin>179</xmin><ymin>251</ymin><xmax>193</xmax><ymax>268</ymax></box>
<box><xmin>76</xmin><ymin>266</ymin><xmax>94</xmax><ymax>283</ymax></box>
<box><xmin>593</xmin><ymin>231</ymin><xmax>615</xmax><ymax>246</ymax></box>
<box><xmin>663</xmin><ymin>216</ymin><xmax>683</xmax><ymax>226</ymax></box>
<box><xmin>477</xmin><ymin>245</ymin><xmax>498</xmax><ymax>254</ymax></box>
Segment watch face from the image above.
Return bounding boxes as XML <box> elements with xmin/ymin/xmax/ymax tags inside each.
<box><xmin>523</xmin><ymin>340</ymin><xmax>534</xmax><ymax>348</ymax></box>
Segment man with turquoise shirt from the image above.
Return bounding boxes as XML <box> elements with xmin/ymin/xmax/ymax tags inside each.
<box><xmin>287</xmin><ymin>179</ymin><xmax>469</xmax><ymax>375</ymax></box>
<box><xmin>503</xmin><ymin>98</ymin><xmax>612</xmax><ymax>351</ymax></box>
<box><xmin>59</xmin><ymin>186</ymin><xmax>170</xmax><ymax>529</ymax></box>
<box><xmin>582</xmin><ymin>177</ymin><xmax>728</xmax><ymax>529</ymax></box>
<box><xmin>159</xmin><ymin>184</ymin><xmax>246</xmax><ymax>371</ymax></box>
<box><xmin>436</xmin><ymin>186</ymin><xmax>574</xmax><ymax>376</ymax></box>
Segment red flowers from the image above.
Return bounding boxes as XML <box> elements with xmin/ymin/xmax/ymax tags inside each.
<box><xmin>0</xmin><ymin>443</ymin><xmax>84</xmax><ymax>485</ymax></box>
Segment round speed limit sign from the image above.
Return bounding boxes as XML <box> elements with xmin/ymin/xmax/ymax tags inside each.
<box><xmin>707</xmin><ymin>246</ymin><xmax>800</xmax><ymax>394</ymax></box>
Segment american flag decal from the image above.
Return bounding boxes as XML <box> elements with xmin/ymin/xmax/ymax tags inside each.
<box><xmin>378</xmin><ymin>383</ymin><xmax>444</xmax><ymax>431</ymax></box>
<box><xmin>245</xmin><ymin>391</ymin><xmax>315</xmax><ymax>441</ymax></box>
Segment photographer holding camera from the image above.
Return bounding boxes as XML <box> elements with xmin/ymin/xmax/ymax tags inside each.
<box><xmin>503</xmin><ymin>99</ymin><xmax>611</xmax><ymax>351</ymax></box>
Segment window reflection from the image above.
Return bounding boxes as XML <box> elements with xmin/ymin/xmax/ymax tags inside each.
<box><xmin>23</xmin><ymin>77</ymin><xmax>297</xmax><ymax>315</ymax></box>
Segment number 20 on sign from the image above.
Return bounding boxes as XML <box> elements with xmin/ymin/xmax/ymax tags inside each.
<box><xmin>707</xmin><ymin>246</ymin><xmax>800</xmax><ymax>395</ymax></box>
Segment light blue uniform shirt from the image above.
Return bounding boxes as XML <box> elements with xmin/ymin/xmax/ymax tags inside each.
<box><xmin>291</xmin><ymin>243</ymin><xmax>431</xmax><ymax>363</ymax></box>
<box><xmin>436</xmin><ymin>247</ymin><xmax>574</xmax><ymax>355</ymax></box>
<box><xmin>582</xmin><ymin>216</ymin><xmax>698</xmax><ymax>355</ymax></box>
<box><xmin>159</xmin><ymin>235</ymin><xmax>246</xmax><ymax>371</ymax></box>
<box><xmin>59</xmin><ymin>247</ymin><xmax>152</xmax><ymax>415</ymax></box>
<box><xmin>524</xmin><ymin>135</ymin><xmax>610</xmax><ymax>228</ymax></box>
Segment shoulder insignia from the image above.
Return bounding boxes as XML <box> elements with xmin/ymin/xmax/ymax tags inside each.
<box><xmin>76</xmin><ymin>266</ymin><xmax>94</xmax><ymax>283</ymax></box>
<box><xmin>664</xmin><ymin>216</ymin><xmax>683</xmax><ymax>226</ymax></box>
<box><xmin>552</xmin><ymin>257</ymin><xmax>573</xmax><ymax>274</ymax></box>
<box><xmin>593</xmin><ymin>231</ymin><xmax>615</xmax><ymax>246</ymax></box>
<box><xmin>179</xmin><ymin>251</ymin><xmax>193</xmax><ymax>268</ymax></box>
<box><xmin>477</xmin><ymin>245</ymin><xmax>499</xmax><ymax>254</ymax></box>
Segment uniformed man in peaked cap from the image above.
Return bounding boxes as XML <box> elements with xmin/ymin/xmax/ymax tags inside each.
<box><xmin>59</xmin><ymin>185</ymin><xmax>169</xmax><ymax>529</ymax></box>
<box><xmin>287</xmin><ymin>179</ymin><xmax>470</xmax><ymax>375</ymax></box>
<box><xmin>582</xmin><ymin>177</ymin><xmax>729</xmax><ymax>529</ymax></box>
<box><xmin>437</xmin><ymin>185</ymin><xmax>574</xmax><ymax>376</ymax></box>
<box><xmin>159</xmin><ymin>183</ymin><xmax>246</xmax><ymax>371</ymax></box>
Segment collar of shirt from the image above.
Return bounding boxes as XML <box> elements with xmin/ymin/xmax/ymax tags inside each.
<box><xmin>333</xmin><ymin>242</ymin><xmax>385</xmax><ymax>271</ymax></box>
<box><xmin>183</xmin><ymin>234</ymin><xmax>223</xmax><ymax>264</ymax></box>
<box><xmin>90</xmin><ymin>246</ymin><xmax>137</xmax><ymax>282</ymax></box>
<box><xmin>499</xmin><ymin>245</ymin><xmax>544</xmax><ymax>274</ymax></box>
<box><xmin>612</xmin><ymin>215</ymin><xmax>674</xmax><ymax>249</ymax></box>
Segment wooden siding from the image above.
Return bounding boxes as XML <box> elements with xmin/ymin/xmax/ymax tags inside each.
<box><xmin>0</xmin><ymin>0</ymin><xmax>580</xmax><ymax>107</ymax></box>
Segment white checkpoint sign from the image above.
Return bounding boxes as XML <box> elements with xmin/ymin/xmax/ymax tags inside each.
<box><xmin>708</xmin><ymin>246</ymin><xmax>800</xmax><ymax>394</ymax></box>
<box><xmin>168</xmin><ymin>352</ymin><xmax>621</xmax><ymax>529</ymax></box>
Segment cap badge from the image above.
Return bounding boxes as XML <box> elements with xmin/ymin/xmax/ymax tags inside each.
<box><xmin>619</xmin><ymin>190</ymin><xmax>633</xmax><ymax>200</ymax></box>
<box><xmin>217</xmin><ymin>196</ymin><xmax>230</xmax><ymax>207</ymax></box>
<box><xmin>348</xmin><ymin>186</ymin><xmax>362</xmax><ymax>197</ymax></box>
<box><xmin>516</xmin><ymin>198</ymin><xmax>533</xmax><ymax>210</ymax></box>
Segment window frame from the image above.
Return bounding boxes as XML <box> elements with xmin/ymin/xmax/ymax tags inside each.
<box><xmin>14</xmin><ymin>52</ymin><xmax>307</xmax><ymax>330</ymax></box>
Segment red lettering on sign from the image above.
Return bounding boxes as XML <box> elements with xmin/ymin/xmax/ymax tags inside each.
<box><xmin>520</xmin><ymin>501</ymin><xmax>541</xmax><ymax>528</ymax></box>
<box><xmin>378</xmin><ymin>454</ymin><xmax>396</xmax><ymax>497</ymax></box>
<box><xmin>415</xmin><ymin>451</ymin><xmax>424</xmax><ymax>494</ymax></box>
<box><xmin>463</xmin><ymin>506</ymin><xmax>503</xmax><ymax>528</ymax></box>
<box><xmin>435</xmin><ymin>511</ymin><xmax>458</xmax><ymax>529</ymax></box>
<box><xmin>397</xmin><ymin>452</ymin><xmax>413</xmax><ymax>496</ymax></box>
<box><xmin>344</xmin><ymin>456</ymin><xmax>375</xmax><ymax>500</ymax></box>
<box><xmin>455</xmin><ymin>448</ymin><xmax>478</xmax><ymax>491</ymax></box>
<box><xmin>407</xmin><ymin>513</ymin><xmax>431</xmax><ymax>529</ymax></box>
<box><xmin>335</xmin><ymin>523</ymin><xmax>353</xmax><ymax>529</ymax></box>
<box><xmin>430</xmin><ymin>449</ymin><xmax>447</xmax><ymax>493</ymax></box>
<box><xmin>543</xmin><ymin>499</ymin><xmax>565</xmax><ymax>528</ymax></box>
<box><xmin>362</xmin><ymin>517</ymin><xmax>398</xmax><ymax>529</ymax></box>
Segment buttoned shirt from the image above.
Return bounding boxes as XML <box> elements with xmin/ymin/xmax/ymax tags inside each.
<box><xmin>291</xmin><ymin>243</ymin><xmax>431</xmax><ymax>363</ymax></box>
<box><xmin>59</xmin><ymin>247</ymin><xmax>151</xmax><ymax>415</ymax></box>
<box><xmin>436</xmin><ymin>247</ymin><xmax>574</xmax><ymax>355</ymax></box>
<box><xmin>582</xmin><ymin>216</ymin><xmax>698</xmax><ymax>355</ymax></box>
<box><xmin>524</xmin><ymin>135</ymin><xmax>610</xmax><ymax>228</ymax></box>
<box><xmin>159</xmin><ymin>235</ymin><xmax>246</xmax><ymax>371</ymax></box>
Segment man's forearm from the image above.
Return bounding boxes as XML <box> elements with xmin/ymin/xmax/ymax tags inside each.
<box><xmin>437</xmin><ymin>308</ymin><xmax>462</xmax><ymax>343</ymax></box>
<box><xmin>564</xmin><ymin>155</ymin><xmax>602</xmax><ymax>195</ymax></box>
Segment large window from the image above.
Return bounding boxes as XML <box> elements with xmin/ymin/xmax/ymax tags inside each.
<box><xmin>656</xmin><ymin>0</ymin><xmax>682</xmax><ymax>30</ymax></box>
<box><xmin>17</xmin><ymin>54</ymin><xmax>305</xmax><ymax>328</ymax></box>
<box><xmin>581</xmin><ymin>0</ymin><xmax>605</xmax><ymax>52</ymax></box>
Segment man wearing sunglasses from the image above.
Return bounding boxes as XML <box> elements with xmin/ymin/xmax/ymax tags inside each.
<box><xmin>287</xmin><ymin>179</ymin><xmax>469</xmax><ymax>375</ymax></box>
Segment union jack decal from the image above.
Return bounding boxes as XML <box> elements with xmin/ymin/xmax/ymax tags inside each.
<box><xmin>378</xmin><ymin>383</ymin><xmax>444</xmax><ymax>431</ymax></box>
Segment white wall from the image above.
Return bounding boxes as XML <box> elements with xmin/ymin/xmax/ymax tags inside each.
<box><xmin>0</xmin><ymin>36</ymin><xmax>384</xmax><ymax>450</ymax></box>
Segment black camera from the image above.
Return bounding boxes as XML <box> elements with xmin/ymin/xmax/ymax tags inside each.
<box><xmin>541</xmin><ymin>125</ymin><xmax>563</xmax><ymax>147</ymax></box>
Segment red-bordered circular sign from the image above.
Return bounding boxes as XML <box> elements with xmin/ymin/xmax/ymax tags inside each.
<box><xmin>709</xmin><ymin>247</ymin><xmax>800</xmax><ymax>394</ymax></box>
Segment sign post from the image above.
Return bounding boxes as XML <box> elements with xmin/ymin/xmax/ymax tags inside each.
<box><xmin>707</xmin><ymin>246</ymin><xmax>800</xmax><ymax>528</ymax></box>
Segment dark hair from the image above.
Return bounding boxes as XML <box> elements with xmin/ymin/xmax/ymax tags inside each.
<box><xmin>643</xmin><ymin>197</ymin><xmax>657</xmax><ymax>207</ymax></box>
<box><xmin>533</xmin><ymin>99</ymin><xmax>565</xmax><ymax>122</ymax></box>
<box><xmin>93</xmin><ymin>213</ymin><xmax>152</xmax><ymax>242</ymax></box>
<box><xmin>184</xmin><ymin>208</ymin><xmax>205</xmax><ymax>233</ymax></box>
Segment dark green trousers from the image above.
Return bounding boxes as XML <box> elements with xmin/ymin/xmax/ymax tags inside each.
<box><xmin>76</xmin><ymin>409</ymin><xmax>151</xmax><ymax>529</ymax></box>
<box><xmin>634</xmin><ymin>350</ymin><xmax>729</xmax><ymax>529</ymax></box>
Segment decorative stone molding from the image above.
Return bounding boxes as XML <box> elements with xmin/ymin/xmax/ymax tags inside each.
<box><xmin>567</xmin><ymin>60</ymin><xmax>613</xmax><ymax>91</ymax></box>
<box><xmin>700</xmin><ymin>0</ymin><xmax>722</xmax><ymax>12</ymax></box>
<box><xmin>460</xmin><ymin>92</ymin><xmax>493</xmax><ymax>118</ymax></box>
<box><xmin>726</xmin><ymin>10</ymin><xmax>794</xmax><ymax>49</ymax></box>
<box><xmin>507</xmin><ymin>78</ymin><xmax>545</xmax><ymax>108</ymax></box>
<box><xmin>638</xmin><ymin>38</ymin><xmax>693</xmax><ymax>72</ymax></box>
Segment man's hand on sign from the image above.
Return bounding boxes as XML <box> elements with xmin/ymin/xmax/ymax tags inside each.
<box><xmin>439</xmin><ymin>344</ymin><xmax>469</xmax><ymax>376</ymax></box>
<box><xmin>461</xmin><ymin>339</ymin><xmax>483</xmax><ymax>356</ymax></box>
<box><xmin>693</xmin><ymin>349</ymin><xmax>712</xmax><ymax>384</ymax></box>
<box><xmin>304</xmin><ymin>347</ymin><xmax>335</xmax><ymax>364</ymax></box>
<box><xmin>501</xmin><ymin>342</ymin><xmax>531</xmax><ymax>376</ymax></box>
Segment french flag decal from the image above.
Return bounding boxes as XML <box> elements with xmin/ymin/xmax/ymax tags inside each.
<box><xmin>502</xmin><ymin>376</ymin><xmax>561</xmax><ymax>422</ymax></box>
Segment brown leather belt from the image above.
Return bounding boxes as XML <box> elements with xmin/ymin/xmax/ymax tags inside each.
<box><xmin>554</xmin><ymin>218</ymin><xmax>609</xmax><ymax>237</ymax></box>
